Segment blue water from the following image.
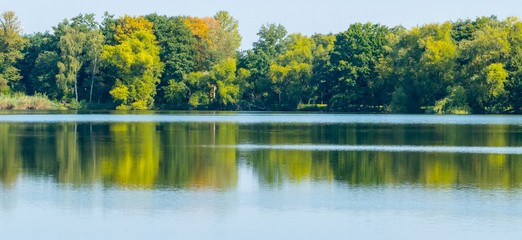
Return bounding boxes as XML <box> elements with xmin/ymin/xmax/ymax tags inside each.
<box><xmin>1</xmin><ymin>111</ymin><xmax>522</xmax><ymax>125</ymax></box>
<box><xmin>1</xmin><ymin>112</ymin><xmax>522</xmax><ymax>239</ymax></box>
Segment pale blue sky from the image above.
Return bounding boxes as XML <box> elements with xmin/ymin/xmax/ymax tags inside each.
<box><xmin>1</xmin><ymin>0</ymin><xmax>521</xmax><ymax>49</ymax></box>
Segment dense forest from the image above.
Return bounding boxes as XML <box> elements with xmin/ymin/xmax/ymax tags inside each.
<box><xmin>2</xmin><ymin>11</ymin><xmax>522</xmax><ymax>113</ymax></box>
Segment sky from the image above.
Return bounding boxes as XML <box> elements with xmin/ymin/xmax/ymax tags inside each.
<box><xmin>1</xmin><ymin>0</ymin><xmax>522</xmax><ymax>49</ymax></box>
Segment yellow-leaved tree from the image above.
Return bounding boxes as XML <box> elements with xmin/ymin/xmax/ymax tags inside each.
<box><xmin>103</xmin><ymin>16</ymin><xmax>163</xmax><ymax>110</ymax></box>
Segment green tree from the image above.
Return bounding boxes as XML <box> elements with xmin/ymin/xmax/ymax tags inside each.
<box><xmin>163</xmin><ymin>79</ymin><xmax>189</xmax><ymax>108</ymax></box>
<box><xmin>213</xmin><ymin>11</ymin><xmax>242</xmax><ymax>60</ymax></box>
<box><xmin>309</xmin><ymin>33</ymin><xmax>335</xmax><ymax>105</ymax></box>
<box><xmin>385</xmin><ymin>22</ymin><xmax>457</xmax><ymax>113</ymax></box>
<box><xmin>239</xmin><ymin>23</ymin><xmax>288</xmax><ymax>109</ymax></box>
<box><xmin>101</xmin><ymin>12</ymin><xmax>118</xmax><ymax>45</ymax></box>
<box><xmin>451</xmin><ymin>16</ymin><xmax>499</xmax><ymax>42</ymax></box>
<box><xmin>457</xmin><ymin>18</ymin><xmax>510</xmax><ymax>113</ymax></box>
<box><xmin>0</xmin><ymin>11</ymin><xmax>27</xmax><ymax>94</ymax></box>
<box><xmin>329</xmin><ymin>23</ymin><xmax>390</xmax><ymax>111</ymax></box>
<box><xmin>56</xmin><ymin>26</ymin><xmax>85</xmax><ymax>101</ymax></box>
<box><xmin>54</xmin><ymin>14</ymin><xmax>104</xmax><ymax>102</ymax></box>
<box><xmin>184</xmin><ymin>71</ymin><xmax>211</xmax><ymax>109</ymax></box>
<box><xmin>85</xmin><ymin>27</ymin><xmax>104</xmax><ymax>103</ymax></box>
<box><xmin>269</xmin><ymin>33</ymin><xmax>314</xmax><ymax>109</ymax></box>
<box><xmin>31</xmin><ymin>51</ymin><xmax>60</xmax><ymax>99</ymax></box>
<box><xmin>145</xmin><ymin>14</ymin><xmax>196</xmax><ymax>108</ymax></box>
<box><xmin>18</xmin><ymin>32</ymin><xmax>58</xmax><ymax>95</ymax></box>
<box><xmin>210</xmin><ymin>57</ymin><xmax>240</xmax><ymax>109</ymax></box>
<box><xmin>102</xmin><ymin>16</ymin><xmax>164</xmax><ymax>110</ymax></box>
<box><xmin>166</xmin><ymin>57</ymin><xmax>241</xmax><ymax>110</ymax></box>
<box><xmin>504</xmin><ymin>17</ymin><xmax>522</xmax><ymax>112</ymax></box>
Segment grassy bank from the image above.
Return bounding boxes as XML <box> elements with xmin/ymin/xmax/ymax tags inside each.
<box><xmin>0</xmin><ymin>94</ymin><xmax>64</xmax><ymax>110</ymax></box>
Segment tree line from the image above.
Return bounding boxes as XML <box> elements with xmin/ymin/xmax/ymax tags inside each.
<box><xmin>2</xmin><ymin>11</ymin><xmax>522</xmax><ymax>113</ymax></box>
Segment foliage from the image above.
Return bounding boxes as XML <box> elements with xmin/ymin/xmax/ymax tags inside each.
<box><xmin>431</xmin><ymin>86</ymin><xmax>471</xmax><ymax>114</ymax></box>
<box><xmin>269</xmin><ymin>33</ymin><xmax>314</xmax><ymax>109</ymax></box>
<box><xmin>18</xmin><ymin>32</ymin><xmax>58</xmax><ymax>95</ymax></box>
<box><xmin>145</xmin><ymin>14</ymin><xmax>196</xmax><ymax>108</ymax></box>
<box><xmin>182</xmin><ymin>71</ymin><xmax>210</xmax><ymax>109</ymax></box>
<box><xmin>214</xmin><ymin>11</ymin><xmax>242</xmax><ymax>56</ymax></box>
<box><xmin>31</xmin><ymin>51</ymin><xmax>60</xmax><ymax>98</ymax></box>
<box><xmin>52</xmin><ymin>14</ymin><xmax>105</xmax><ymax>102</ymax></box>
<box><xmin>239</xmin><ymin>23</ymin><xmax>288</xmax><ymax>109</ymax></box>
<box><xmin>211</xmin><ymin>57</ymin><xmax>240</xmax><ymax>109</ymax></box>
<box><xmin>0</xmin><ymin>11</ymin><xmax>27</xmax><ymax>93</ymax></box>
<box><xmin>329</xmin><ymin>23</ymin><xmax>390</xmax><ymax>111</ymax></box>
<box><xmin>457</xmin><ymin>18</ymin><xmax>515</xmax><ymax>113</ymax></box>
<box><xmin>6</xmin><ymin>10</ymin><xmax>522</xmax><ymax>113</ymax></box>
<box><xmin>102</xmin><ymin>16</ymin><xmax>163</xmax><ymax>109</ymax></box>
<box><xmin>309</xmin><ymin>34</ymin><xmax>335</xmax><ymax>105</ymax></box>
<box><xmin>56</xmin><ymin>26</ymin><xmax>85</xmax><ymax>100</ymax></box>
<box><xmin>184</xmin><ymin>12</ymin><xmax>240</xmax><ymax>72</ymax></box>
<box><xmin>384</xmin><ymin>22</ymin><xmax>457</xmax><ymax>112</ymax></box>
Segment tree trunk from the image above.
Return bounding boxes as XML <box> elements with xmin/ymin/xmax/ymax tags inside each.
<box><xmin>75</xmin><ymin>76</ymin><xmax>78</xmax><ymax>102</ymax></box>
<box><xmin>89</xmin><ymin>56</ymin><xmax>98</xmax><ymax>103</ymax></box>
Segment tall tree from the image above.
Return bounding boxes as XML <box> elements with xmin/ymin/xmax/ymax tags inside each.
<box><xmin>18</xmin><ymin>32</ymin><xmax>58</xmax><ymax>95</ymax></box>
<box><xmin>452</xmin><ymin>16</ymin><xmax>499</xmax><ymax>42</ymax></box>
<box><xmin>269</xmin><ymin>33</ymin><xmax>314</xmax><ymax>109</ymax></box>
<box><xmin>184</xmin><ymin>12</ymin><xmax>241</xmax><ymax>72</ymax></box>
<box><xmin>56</xmin><ymin>26</ymin><xmax>85</xmax><ymax>101</ymax></box>
<box><xmin>309</xmin><ymin>33</ymin><xmax>335</xmax><ymax>105</ymax></box>
<box><xmin>384</xmin><ymin>22</ymin><xmax>457</xmax><ymax>113</ymax></box>
<box><xmin>145</xmin><ymin>14</ymin><xmax>196</xmax><ymax>108</ymax></box>
<box><xmin>213</xmin><ymin>11</ymin><xmax>242</xmax><ymax>59</ymax></box>
<box><xmin>457</xmin><ymin>18</ymin><xmax>510</xmax><ymax>113</ymax></box>
<box><xmin>0</xmin><ymin>11</ymin><xmax>27</xmax><ymax>93</ymax></box>
<box><xmin>505</xmin><ymin>17</ymin><xmax>522</xmax><ymax>112</ymax></box>
<box><xmin>329</xmin><ymin>23</ymin><xmax>390</xmax><ymax>111</ymax></box>
<box><xmin>183</xmin><ymin>17</ymin><xmax>218</xmax><ymax>71</ymax></box>
<box><xmin>102</xmin><ymin>16</ymin><xmax>163</xmax><ymax>110</ymax></box>
<box><xmin>239</xmin><ymin>23</ymin><xmax>288</xmax><ymax>109</ymax></box>
<box><xmin>54</xmin><ymin>14</ymin><xmax>104</xmax><ymax>102</ymax></box>
<box><xmin>84</xmin><ymin>30</ymin><xmax>104</xmax><ymax>103</ymax></box>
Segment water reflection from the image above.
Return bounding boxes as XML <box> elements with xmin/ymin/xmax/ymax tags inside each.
<box><xmin>2</xmin><ymin>119</ymin><xmax>522</xmax><ymax>189</ymax></box>
<box><xmin>0</xmin><ymin>122</ymin><xmax>238</xmax><ymax>189</ymax></box>
<box><xmin>230</xmin><ymin>144</ymin><xmax>522</xmax><ymax>154</ymax></box>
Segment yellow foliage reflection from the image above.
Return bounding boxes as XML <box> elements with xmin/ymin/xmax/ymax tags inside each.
<box><xmin>2</xmin><ymin>121</ymin><xmax>522</xmax><ymax>189</ymax></box>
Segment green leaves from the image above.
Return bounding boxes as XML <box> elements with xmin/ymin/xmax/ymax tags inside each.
<box><xmin>238</xmin><ymin>23</ymin><xmax>288</xmax><ymax>109</ymax></box>
<box><xmin>56</xmin><ymin>27</ymin><xmax>85</xmax><ymax>100</ymax></box>
<box><xmin>329</xmin><ymin>23</ymin><xmax>390</xmax><ymax>111</ymax></box>
<box><xmin>0</xmin><ymin>11</ymin><xmax>27</xmax><ymax>94</ymax></box>
<box><xmin>146</xmin><ymin>14</ymin><xmax>196</xmax><ymax>87</ymax></box>
<box><xmin>50</xmin><ymin>14</ymin><xmax>106</xmax><ymax>103</ymax></box>
<box><xmin>8</xmin><ymin>11</ymin><xmax>522</xmax><ymax>113</ymax></box>
<box><xmin>269</xmin><ymin>33</ymin><xmax>314</xmax><ymax>109</ymax></box>
<box><xmin>103</xmin><ymin>16</ymin><xmax>163</xmax><ymax>110</ymax></box>
<box><xmin>212</xmin><ymin>57</ymin><xmax>240</xmax><ymax>108</ymax></box>
<box><xmin>432</xmin><ymin>86</ymin><xmax>470</xmax><ymax>114</ymax></box>
<box><xmin>384</xmin><ymin>22</ymin><xmax>458</xmax><ymax>112</ymax></box>
<box><xmin>456</xmin><ymin>18</ymin><xmax>512</xmax><ymax>113</ymax></box>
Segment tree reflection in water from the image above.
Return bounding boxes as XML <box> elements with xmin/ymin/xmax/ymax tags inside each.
<box><xmin>1</xmin><ymin>121</ymin><xmax>522</xmax><ymax>189</ymax></box>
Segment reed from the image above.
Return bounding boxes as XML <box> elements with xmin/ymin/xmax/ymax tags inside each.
<box><xmin>0</xmin><ymin>93</ymin><xmax>63</xmax><ymax>110</ymax></box>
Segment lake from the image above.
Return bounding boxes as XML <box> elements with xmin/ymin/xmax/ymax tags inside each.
<box><xmin>1</xmin><ymin>112</ymin><xmax>522</xmax><ymax>239</ymax></box>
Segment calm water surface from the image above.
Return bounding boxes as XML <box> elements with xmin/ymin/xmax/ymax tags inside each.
<box><xmin>1</xmin><ymin>112</ymin><xmax>522</xmax><ymax>239</ymax></box>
